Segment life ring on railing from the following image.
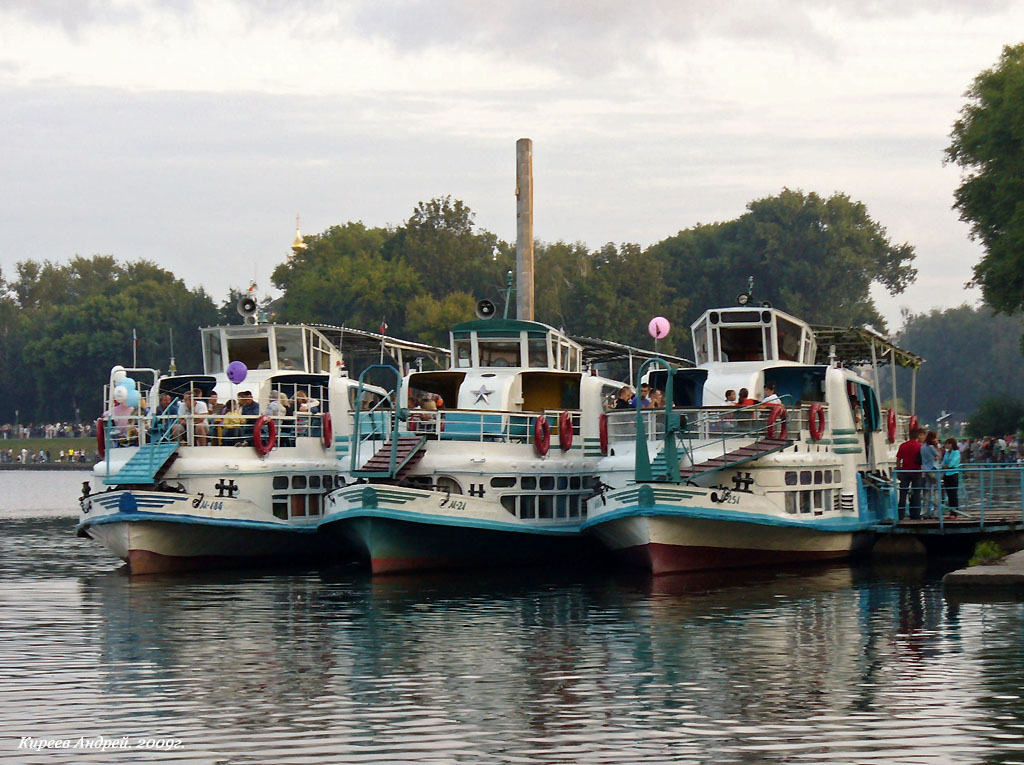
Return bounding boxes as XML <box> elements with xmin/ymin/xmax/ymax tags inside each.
<box><xmin>767</xmin><ymin>405</ymin><xmax>788</xmax><ymax>440</ymax></box>
<box><xmin>321</xmin><ymin>413</ymin><xmax>333</xmax><ymax>449</ymax></box>
<box><xmin>599</xmin><ymin>413</ymin><xmax>609</xmax><ymax>456</ymax></box>
<box><xmin>253</xmin><ymin>415</ymin><xmax>277</xmax><ymax>456</ymax></box>
<box><xmin>559</xmin><ymin>411</ymin><xmax>574</xmax><ymax>451</ymax></box>
<box><xmin>808</xmin><ymin>402</ymin><xmax>825</xmax><ymax>441</ymax></box>
<box><xmin>908</xmin><ymin>414</ymin><xmax>919</xmax><ymax>434</ymax></box>
<box><xmin>96</xmin><ymin>418</ymin><xmax>106</xmax><ymax>459</ymax></box>
<box><xmin>887</xmin><ymin>408</ymin><xmax>897</xmax><ymax>443</ymax></box>
<box><xmin>534</xmin><ymin>416</ymin><xmax>551</xmax><ymax>456</ymax></box>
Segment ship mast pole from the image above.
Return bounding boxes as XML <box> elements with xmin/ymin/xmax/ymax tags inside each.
<box><xmin>515</xmin><ymin>138</ymin><xmax>534</xmax><ymax>321</ymax></box>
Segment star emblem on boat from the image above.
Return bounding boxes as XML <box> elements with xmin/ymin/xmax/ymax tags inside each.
<box><xmin>471</xmin><ymin>385</ymin><xmax>494</xmax><ymax>404</ymax></box>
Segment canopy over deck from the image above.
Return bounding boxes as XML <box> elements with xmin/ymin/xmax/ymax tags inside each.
<box><xmin>568</xmin><ymin>335</ymin><xmax>694</xmax><ymax>368</ymax></box>
<box><xmin>810</xmin><ymin>326</ymin><xmax>924</xmax><ymax>370</ymax></box>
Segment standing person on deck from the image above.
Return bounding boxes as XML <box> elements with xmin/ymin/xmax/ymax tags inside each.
<box><xmin>920</xmin><ymin>431</ymin><xmax>941</xmax><ymax>518</ymax></box>
<box><xmin>942</xmin><ymin>437</ymin><xmax>962</xmax><ymax>518</ymax></box>
<box><xmin>896</xmin><ymin>428</ymin><xmax>924</xmax><ymax>520</ymax></box>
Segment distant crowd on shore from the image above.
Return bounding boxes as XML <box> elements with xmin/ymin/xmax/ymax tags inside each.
<box><xmin>961</xmin><ymin>435</ymin><xmax>1024</xmax><ymax>464</ymax></box>
<box><xmin>1</xmin><ymin>422</ymin><xmax>95</xmax><ymax>440</ymax></box>
<box><xmin>0</xmin><ymin>448</ymin><xmax>92</xmax><ymax>464</ymax></box>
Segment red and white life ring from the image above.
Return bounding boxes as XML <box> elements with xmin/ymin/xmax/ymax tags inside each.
<box><xmin>809</xmin><ymin>402</ymin><xmax>825</xmax><ymax>441</ymax></box>
<box><xmin>908</xmin><ymin>414</ymin><xmax>919</xmax><ymax>433</ymax></box>
<box><xmin>253</xmin><ymin>415</ymin><xmax>277</xmax><ymax>456</ymax></box>
<box><xmin>96</xmin><ymin>417</ymin><xmax>106</xmax><ymax>459</ymax></box>
<box><xmin>887</xmin><ymin>408</ymin><xmax>897</xmax><ymax>443</ymax></box>
<box><xmin>558</xmin><ymin>411</ymin><xmax>574</xmax><ymax>451</ymax></box>
<box><xmin>767</xmin><ymin>405</ymin><xmax>788</xmax><ymax>440</ymax></box>
<box><xmin>534</xmin><ymin>416</ymin><xmax>551</xmax><ymax>456</ymax></box>
<box><xmin>599</xmin><ymin>413</ymin><xmax>609</xmax><ymax>456</ymax></box>
<box><xmin>321</xmin><ymin>412</ymin><xmax>333</xmax><ymax>449</ymax></box>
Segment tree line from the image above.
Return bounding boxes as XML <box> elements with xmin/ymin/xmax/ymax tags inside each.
<box><xmin>0</xmin><ymin>189</ymin><xmax>917</xmax><ymax>424</ymax></box>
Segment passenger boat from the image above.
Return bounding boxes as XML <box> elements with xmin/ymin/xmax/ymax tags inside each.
<box><xmin>582</xmin><ymin>296</ymin><xmax>923</xmax><ymax>575</ymax></box>
<box><xmin>77</xmin><ymin>305</ymin><xmax>446</xmax><ymax>574</ymax></box>
<box><xmin>321</xmin><ymin>314</ymin><xmax>685</xmax><ymax>574</ymax></box>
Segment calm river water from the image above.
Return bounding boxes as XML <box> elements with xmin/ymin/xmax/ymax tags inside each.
<box><xmin>2</xmin><ymin>472</ymin><xmax>1024</xmax><ymax>763</ymax></box>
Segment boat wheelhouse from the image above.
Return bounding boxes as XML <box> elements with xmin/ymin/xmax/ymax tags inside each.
<box><xmin>583</xmin><ymin>300</ymin><xmax>923</xmax><ymax>575</ymax></box>
<box><xmin>78</xmin><ymin>319</ymin><xmax>446</xmax><ymax>574</ymax></box>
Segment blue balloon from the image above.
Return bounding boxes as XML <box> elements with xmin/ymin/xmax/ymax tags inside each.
<box><xmin>126</xmin><ymin>389</ymin><xmax>141</xmax><ymax>407</ymax></box>
<box><xmin>121</xmin><ymin>377</ymin><xmax>137</xmax><ymax>391</ymax></box>
<box><xmin>227</xmin><ymin>360</ymin><xmax>248</xmax><ymax>384</ymax></box>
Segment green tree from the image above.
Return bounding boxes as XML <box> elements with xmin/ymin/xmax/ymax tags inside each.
<box><xmin>650</xmin><ymin>189</ymin><xmax>916</xmax><ymax>332</ymax></box>
<box><xmin>965</xmin><ymin>396</ymin><xmax>1024</xmax><ymax>438</ymax></box>
<box><xmin>946</xmin><ymin>43</ymin><xmax>1024</xmax><ymax>316</ymax></box>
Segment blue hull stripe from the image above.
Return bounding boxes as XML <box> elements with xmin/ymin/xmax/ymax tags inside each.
<box><xmin>321</xmin><ymin>506</ymin><xmax>583</xmax><ymax>536</ymax></box>
<box><xmin>581</xmin><ymin>503</ymin><xmax>872</xmax><ymax>533</ymax></box>
<box><xmin>78</xmin><ymin>511</ymin><xmax>316</xmax><ymax>534</ymax></box>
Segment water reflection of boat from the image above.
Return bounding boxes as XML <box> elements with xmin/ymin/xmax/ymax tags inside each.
<box><xmin>584</xmin><ymin>291</ymin><xmax>923</xmax><ymax>575</ymax></box>
<box><xmin>77</xmin><ymin>284</ymin><xmax>446</xmax><ymax>574</ymax></box>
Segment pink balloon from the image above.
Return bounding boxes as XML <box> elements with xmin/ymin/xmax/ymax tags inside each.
<box><xmin>648</xmin><ymin>316</ymin><xmax>671</xmax><ymax>339</ymax></box>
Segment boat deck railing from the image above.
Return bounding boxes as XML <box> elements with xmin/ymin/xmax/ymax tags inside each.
<box><xmin>101</xmin><ymin>410</ymin><xmax>330</xmax><ymax>450</ymax></box>
<box><xmin>394</xmin><ymin>408</ymin><xmax>582</xmax><ymax>444</ymax></box>
<box><xmin>606</xmin><ymin>400</ymin><xmax>812</xmax><ymax>445</ymax></box>
<box><xmin>890</xmin><ymin>464</ymin><xmax>1024</xmax><ymax>530</ymax></box>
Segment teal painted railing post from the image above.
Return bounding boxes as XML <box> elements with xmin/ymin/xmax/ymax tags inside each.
<box><xmin>634</xmin><ymin>358</ymin><xmax>675</xmax><ymax>483</ymax></box>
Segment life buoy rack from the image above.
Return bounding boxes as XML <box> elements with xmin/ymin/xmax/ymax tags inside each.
<box><xmin>96</xmin><ymin>417</ymin><xmax>106</xmax><ymax>459</ymax></box>
<box><xmin>599</xmin><ymin>413</ymin><xmax>609</xmax><ymax>456</ymax></box>
<box><xmin>767</xmin><ymin>405</ymin><xmax>788</xmax><ymax>440</ymax></box>
<box><xmin>887</xmin><ymin>408</ymin><xmax>897</xmax><ymax>443</ymax></box>
<box><xmin>809</xmin><ymin>402</ymin><xmax>825</xmax><ymax>441</ymax></box>
<box><xmin>534</xmin><ymin>416</ymin><xmax>551</xmax><ymax>456</ymax></box>
<box><xmin>253</xmin><ymin>415</ymin><xmax>277</xmax><ymax>456</ymax></box>
<box><xmin>558</xmin><ymin>411</ymin><xmax>573</xmax><ymax>451</ymax></box>
<box><xmin>321</xmin><ymin>412</ymin><xmax>333</xmax><ymax>449</ymax></box>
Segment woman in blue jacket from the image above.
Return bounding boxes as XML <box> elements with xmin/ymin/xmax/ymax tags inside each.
<box><xmin>942</xmin><ymin>437</ymin><xmax>962</xmax><ymax>518</ymax></box>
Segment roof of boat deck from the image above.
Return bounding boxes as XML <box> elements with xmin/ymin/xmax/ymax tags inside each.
<box><xmin>203</xmin><ymin>323</ymin><xmax>450</xmax><ymax>359</ymax></box>
<box><xmin>811</xmin><ymin>326</ymin><xmax>924</xmax><ymax>370</ymax></box>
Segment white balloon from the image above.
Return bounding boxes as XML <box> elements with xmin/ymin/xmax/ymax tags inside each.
<box><xmin>112</xmin><ymin>369</ymin><xmax>127</xmax><ymax>384</ymax></box>
<box><xmin>113</xmin><ymin>386</ymin><xmax>128</xmax><ymax>403</ymax></box>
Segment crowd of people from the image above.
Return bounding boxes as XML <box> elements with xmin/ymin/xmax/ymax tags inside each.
<box><xmin>1</xmin><ymin>422</ymin><xmax>94</xmax><ymax>439</ymax></box>
<box><xmin>0</xmin><ymin>448</ymin><xmax>91</xmax><ymax>464</ymax></box>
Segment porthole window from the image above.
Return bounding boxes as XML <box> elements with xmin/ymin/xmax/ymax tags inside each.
<box><xmin>323</xmin><ymin>475</ymin><xmax>334</xmax><ymax>490</ymax></box>
<box><xmin>800</xmin><ymin>471</ymin><xmax>812</xmax><ymax>485</ymax></box>
<box><xmin>520</xmin><ymin>495</ymin><xmax>535</xmax><ymax>519</ymax></box>
<box><xmin>823</xmin><ymin>470</ymin><xmax>832</xmax><ymax>484</ymax></box>
<box><xmin>570</xmin><ymin>476</ymin><xmax>581</xmax><ymax>490</ymax></box>
<box><xmin>557</xmin><ymin>477</ymin><xmax>568</xmax><ymax>490</ymax></box>
<box><xmin>273</xmin><ymin>476</ymin><xmax>289</xmax><ymax>490</ymax></box>
<box><xmin>521</xmin><ymin>477</ymin><xmax>537</xmax><ymax>490</ymax></box>
<box><xmin>540</xmin><ymin>476</ymin><xmax>555</xmax><ymax>490</ymax></box>
<box><xmin>491</xmin><ymin>476</ymin><xmax>517</xmax><ymax>488</ymax></box>
<box><xmin>292</xmin><ymin>475</ymin><xmax>307</xmax><ymax>489</ymax></box>
<box><xmin>309</xmin><ymin>475</ymin><xmax>321</xmax><ymax>489</ymax></box>
<box><xmin>814</xmin><ymin>470</ymin><xmax>822</xmax><ymax>484</ymax></box>
<box><xmin>785</xmin><ymin>471</ymin><xmax>798</xmax><ymax>486</ymax></box>
<box><xmin>538</xmin><ymin>495</ymin><xmax>553</xmax><ymax>518</ymax></box>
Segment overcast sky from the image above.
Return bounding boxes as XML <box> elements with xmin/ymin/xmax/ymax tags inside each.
<box><xmin>2</xmin><ymin>1</ymin><xmax>1022</xmax><ymax>333</ymax></box>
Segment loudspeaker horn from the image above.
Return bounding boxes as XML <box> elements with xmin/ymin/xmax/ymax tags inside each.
<box><xmin>475</xmin><ymin>299</ymin><xmax>496</xmax><ymax>320</ymax></box>
<box><xmin>236</xmin><ymin>296</ymin><xmax>258</xmax><ymax>317</ymax></box>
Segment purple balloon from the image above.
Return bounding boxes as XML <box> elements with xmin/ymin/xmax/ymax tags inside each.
<box><xmin>226</xmin><ymin>360</ymin><xmax>248</xmax><ymax>383</ymax></box>
<box><xmin>648</xmin><ymin>316</ymin><xmax>671</xmax><ymax>340</ymax></box>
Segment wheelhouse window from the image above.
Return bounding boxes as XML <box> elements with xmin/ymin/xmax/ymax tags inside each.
<box><xmin>479</xmin><ymin>340</ymin><xmax>521</xmax><ymax>367</ymax></box>
<box><xmin>227</xmin><ymin>335</ymin><xmax>271</xmax><ymax>370</ymax></box>
<box><xmin>454</xmin><ymin>339</ymin><xmax>473</xmax><ymax>368</ymax></box>
<box><xmin>719</xmin><ymin>327</ymin><xmax>765</xmax><ymax>362</ymax></box>
<box><xmin>275</xmin><ymin>328</ymin><xmax>305</xmax><ymax>371</ymax></box>
<box><xmin>777</xmin><ymin>317</ymin><xmax>802</xmax><ymax>361</ymax></box>
<box><xmin>203</xmin><ymin>332</ymin><xmax>224</xmax><ymax>374</ymax></box>
<box><xmin>528</xmin><ymin>338</ymin><xmax>550</xmax><ymax>368</ymax></box>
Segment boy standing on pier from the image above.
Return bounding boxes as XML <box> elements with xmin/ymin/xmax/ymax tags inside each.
<box><xmin>896</xmin><ymin>428</ymin><xmax>925</xmax><ymax>520</ymax></box>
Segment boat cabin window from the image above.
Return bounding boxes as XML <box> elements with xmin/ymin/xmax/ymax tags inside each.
<box><xmin>777</xmin><ymin>317</ymin><xmax>803</xmax><ymax>362</ymax></box>
<box><xmin>521</xmin><ymin>373</ymin><xmax>580</xmax><ymax>411</ymax></box>
<box><xmin>528</xmin><ymin>338</ymin><xmax>550</xmax><ymax>368</ymax></box>
<box><xmin>454</xmin><ymin>339</ymin><xmax>473</xmax><ymax>368</ymax></box>
<box><xmin>275</xmin><ymin>328</ymin><xmax>305</xmax><ymax>371</ymax></box>
<box><xmin>719</xmin><ymin>327</ymin><xmax>765</xmax><ymax>362</ymax></box>
<box><xmin>309</xmin><ymin>332</ymin><xmax>332</xmax><ymax>374</ymax></box>
<box><xmin>848</xmin><ymin>381</ymin><xmax>881</xmax><ymax>431</ymax></box>
<box><xmin>693</xmin><ymin>320</ymin><xmax>709</xmax><ymax>365</ymax></box>
<box><xmin>203</xmin><ymin>332</ymin><xmax>224</xmax><ymax>374</ymax></box>
<box><xmin>479</xmin><ymin>339</ymin><xmax>521</xmax><ymax>367</ymax></box>
<box><xmin>227</xmin><ymin>335</ymin><xmax>271</xmax><ymax>370</ymax></box>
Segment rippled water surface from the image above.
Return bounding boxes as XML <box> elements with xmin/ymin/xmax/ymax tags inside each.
<box><xmin>3</xmin><ymin>472</ymin><xmax>1024</xmax><ymax>763</ymax></box>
